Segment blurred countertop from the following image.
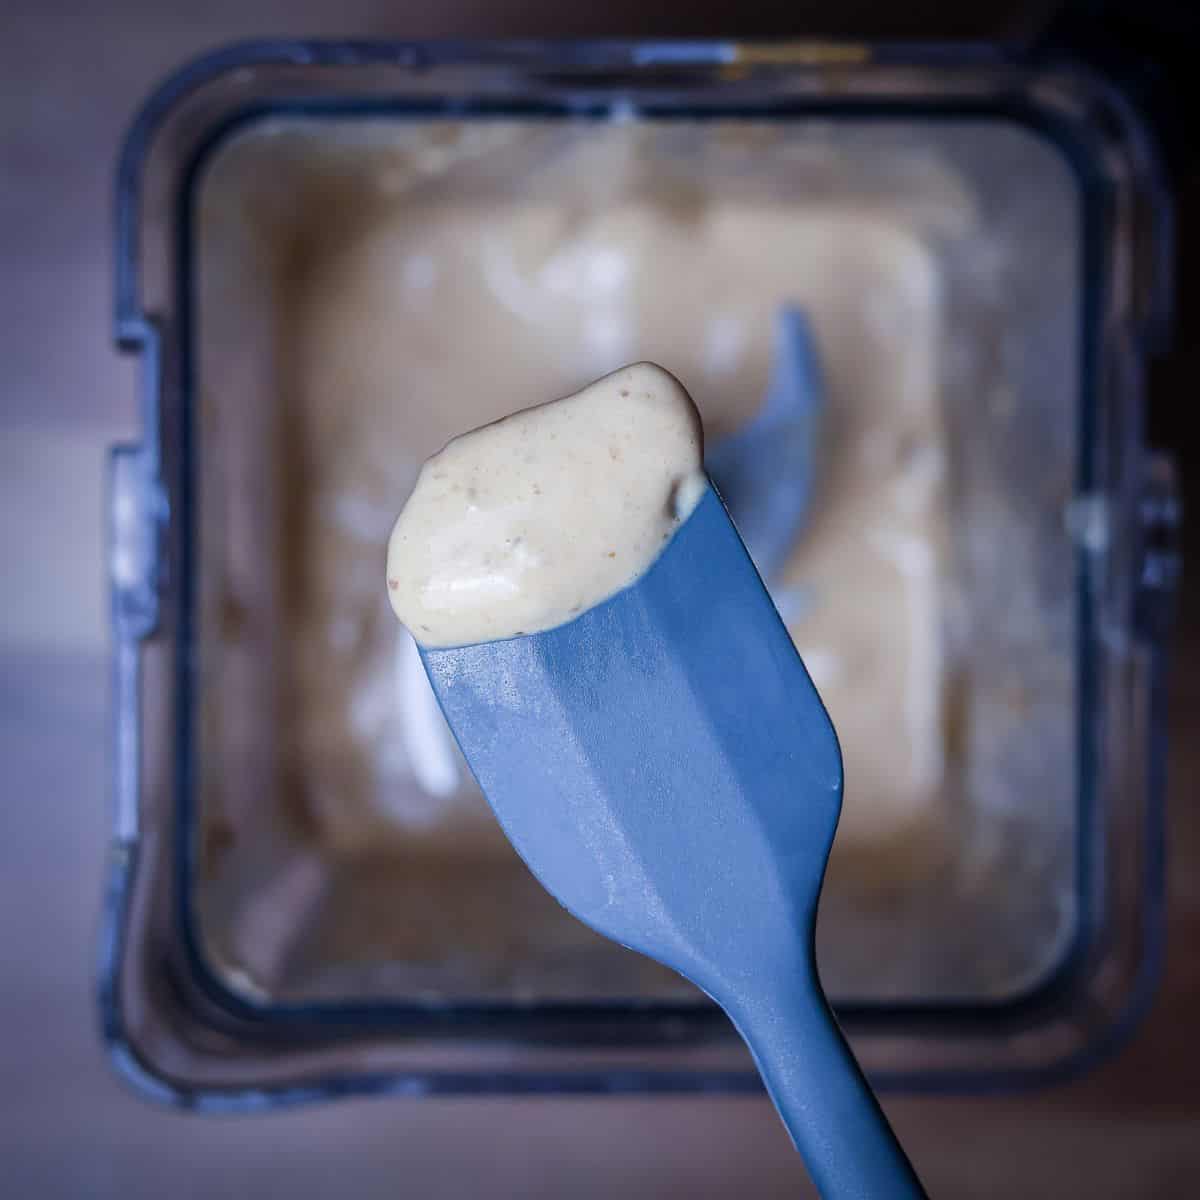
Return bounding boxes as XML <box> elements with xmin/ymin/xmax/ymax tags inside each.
<box><xmin>2</xmin><ymin>3</ymin><xmax>1198</xmax><ymax>1196</ymax></box>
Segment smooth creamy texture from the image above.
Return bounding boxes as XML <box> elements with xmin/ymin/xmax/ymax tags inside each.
<box><xmin>203</xmin><ymin>123</ymin><xmax>956</xmax><ymax>858</ymax></box>
<box><xmin>194</xmin><ymin>118</ymin><xmax>1081</xmax><ymax>1006</ymax></box>
<box><xmin>386</xmin><ymin>364</ymin><xmax>705</xmax><ymax>647</ymax></box>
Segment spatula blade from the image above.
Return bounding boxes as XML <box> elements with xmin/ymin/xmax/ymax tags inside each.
<box><xmin>420</xmin><ymin>485</ymin><xmax>841</xmax><ymax>991</ymax></box>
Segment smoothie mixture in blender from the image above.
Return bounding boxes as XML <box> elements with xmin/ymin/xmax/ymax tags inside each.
<box><xmin>192</xmin><ymin>117</ymin><xmax>1077</xmax><ymax>1005</ymax></box>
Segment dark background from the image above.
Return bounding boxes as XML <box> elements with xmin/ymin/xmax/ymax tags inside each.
<box><xmin>2</xmin><ymin>1</ymin><xmax>1197</xmax><ymax>1195</ymax></box>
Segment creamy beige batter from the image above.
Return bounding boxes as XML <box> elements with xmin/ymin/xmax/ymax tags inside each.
<box><xmin>199</xmin><ymin>121</ymin><xmax>952</xmax><ymax>863</ymax></box>
<box><xmin>192</xmin><ymin>117</ymin><xmax>1092</xmax><ymax>1005</ymax></box>
<box><xmin>386</xmin><ymin>363</ymin><xmax>705</xmax><ymax>647</ymax></box>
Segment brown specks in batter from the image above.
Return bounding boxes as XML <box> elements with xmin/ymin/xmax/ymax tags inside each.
<box><xmin>385</xmin><ymin>362</ymin><xmax>705</xmax><ymax>646</ymax></box>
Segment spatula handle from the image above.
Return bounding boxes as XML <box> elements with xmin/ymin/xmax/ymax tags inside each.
<box><xmin>730</xmin><ymin>976</ymin><xmax>926</xmax><ymax>1199</ymax></box>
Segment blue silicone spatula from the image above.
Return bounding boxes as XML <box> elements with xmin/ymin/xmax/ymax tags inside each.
<box><xmin>419</xmin><ymin>484</ymin><xmax>925</xmax><ymax>1200</ymax></box>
